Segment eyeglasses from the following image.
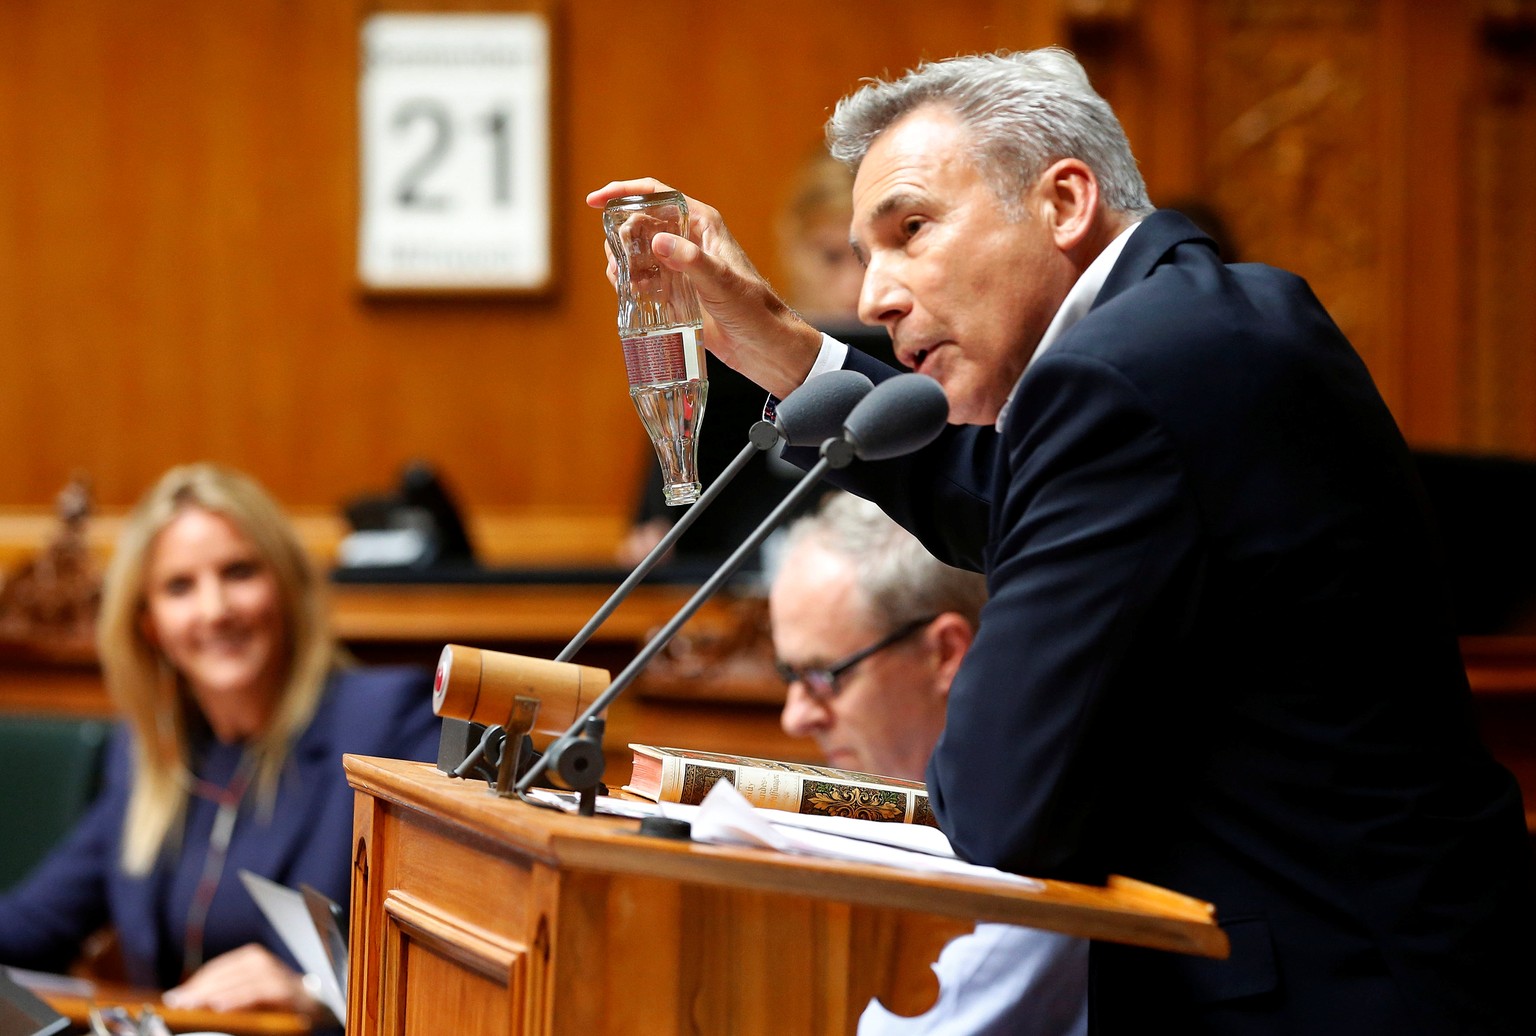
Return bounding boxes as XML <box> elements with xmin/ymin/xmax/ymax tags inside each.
<box><xmin>775</xmin><ymin>615</ymin><xmax>937</xmax><ymax>703</ymax></box>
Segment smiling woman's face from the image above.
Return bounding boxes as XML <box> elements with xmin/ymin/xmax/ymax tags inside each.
<box><xmin>140</xmin><ymin>506</ymin><xmax>287</xmax><ymax>734</ymax></box>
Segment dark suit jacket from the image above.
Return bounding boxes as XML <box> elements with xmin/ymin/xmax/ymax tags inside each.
<box><xmin>0</xmin><ymin>666</ymin><xmax>440</xmax><ymax>989</ymax></box>
<box><xmin>829</xmin><ymin>211</ymin><xmax>1536</xmax><ymax>1033</ymax></box>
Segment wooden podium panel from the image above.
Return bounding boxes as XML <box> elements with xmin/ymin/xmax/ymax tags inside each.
<box><xmin>346</xmin><ymin>757</ymin><xmax>1226</xmax><ymax>1036</ymax></box>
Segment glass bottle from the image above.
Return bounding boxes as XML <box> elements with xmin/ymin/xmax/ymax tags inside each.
<box><xmin>601</xmin><ymin>191</ymin><xmax>708</xmax><ymax>506</ymax></box>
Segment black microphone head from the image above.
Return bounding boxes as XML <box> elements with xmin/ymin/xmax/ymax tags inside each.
<box><xmin>774</xmin><ymin>369</ymin><xmax>874</xmax><ymax>447</ymax></box>
<box><xmin>842</xmin><ymin>373</ymin><xmax>950</xmax><ymax>461</ymax></box>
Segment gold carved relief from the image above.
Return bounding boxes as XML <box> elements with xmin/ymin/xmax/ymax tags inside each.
<box><xmin>1202</xmin><ymin>2</ymin><xmax>1383</xmax><ymax>373</ymax></box>
<box><xmin>0</xmin><ymin>476</ymin><xmax>102</xmax><ymax>660</ymax></box>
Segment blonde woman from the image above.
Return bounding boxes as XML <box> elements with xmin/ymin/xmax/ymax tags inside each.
<box><xmin>0</xmin><ymin>464</ymin><xmax>439</xmax><ymax>1023</ymax></box>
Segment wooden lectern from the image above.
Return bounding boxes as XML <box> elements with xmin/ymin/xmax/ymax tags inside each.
<box><xmin>345</xmin><ymin>757</ymin><xmax>1227</xmax><ymax>1036</ymax></box>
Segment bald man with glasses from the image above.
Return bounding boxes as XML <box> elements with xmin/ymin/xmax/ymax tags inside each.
<box><xmin>768</xmin><ymin>492</ymin><xmax>1087</xmax><ymax>1036</ymax></box>
<box><xmin>774</xmin><ymin>612</ymin><xmax>945</xmax><ymax>780</ymax></box>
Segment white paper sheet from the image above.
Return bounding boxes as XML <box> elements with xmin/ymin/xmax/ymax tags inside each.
<box><xmin>236</xmin><ymin>870</ymin><xmax>347</xmax><ymax>1022</ymax></box>
<box><xmin>689</xmin><ymin>783</ymin><xmax>1043</xmax><ymax>889</ymax></box>
<box><xmin>529</xmin><ymin>785</ymin><xmax>1040</xmax><ymax>888</ymax></box>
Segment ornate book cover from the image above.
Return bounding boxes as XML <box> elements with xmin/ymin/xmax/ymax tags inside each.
<box><xmin>624</xmin><ymin>743</ymin><xmax>937</xmax><ymax>827</ymax></box>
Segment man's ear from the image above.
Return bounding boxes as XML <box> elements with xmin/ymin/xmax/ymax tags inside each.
<box><xmin>927</xmin><ymin>612</ymin><xmax>975</xmax><ymax>701</ymax></box>
<box><xmin>1036</xmin><ymin>157</ymin><xmax>1099</xmax><ymax>253</ymax></box>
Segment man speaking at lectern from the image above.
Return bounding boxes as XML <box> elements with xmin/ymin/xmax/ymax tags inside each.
<box><xmin>589</xmin><ymin>48</ymin><xmax>1536</xmax><ymax>1034</ymax></box>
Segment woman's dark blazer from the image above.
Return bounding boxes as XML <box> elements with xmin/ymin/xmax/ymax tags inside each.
<box><xmin>0</xmin><ymin>665</ymin><xmax>440</xmax><ymax>989</ymax></box>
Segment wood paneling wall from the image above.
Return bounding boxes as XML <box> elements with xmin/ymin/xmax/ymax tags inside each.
<box><xmin>1</xmin><ymin>0</ymin><xmax>1532</xmax><ymax>546</ymax></box>
<box><xmin>0</xmin><ymin>0</ymin><xmax>1055</xmax><ymax>525</ymax></box>
<box><xmin>1071</xmin><ymin>0</ymin><xmax>1536</xmax><ymax>454</ymax></box>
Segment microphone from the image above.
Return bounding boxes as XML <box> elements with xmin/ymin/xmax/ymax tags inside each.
<box><xmin>770</xmin><ymin>368</ymin><xmax>875</xmax><ymax>447</ymax></box>
<box><xmin>843</xmin><ymin>373</ymin><xmax>950</xmax><ymax>460</ymax></box>
<box><xmin>439</xmin><ymin>369</ymin><xmax>874</xmax><ymax>784</ymax></box>
<box><xmin>517</xmin><ymin>371</ymin><xmax>950</xmax><ymax>800</ymax></box>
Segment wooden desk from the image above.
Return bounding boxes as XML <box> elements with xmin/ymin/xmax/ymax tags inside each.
<box><xmin>345</xmin><ymin>756</ymin><xmax>1225</xmax><ymax>1036</ymax></box>
<box><xmin>327</xmin><ymin>581</ymin><xmax>728</xmax><ymax>660</ymax></box>
<box><xmin>0</xmin><ymin>655</ymin><xmax>111</xmax><ymax>717</ymax></box>
<box><xmin>18</xmin><ymin>973</ymin><xmax>309</xmax><ymax>1035</ymax></box>
<box><xmin>325</xmin><ymin>581</ymin><xmax>809</xmax><ymax>773</ymax></box>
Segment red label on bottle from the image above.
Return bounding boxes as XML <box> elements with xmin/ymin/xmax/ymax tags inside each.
<box><xmin>621</xmin><ymin>332</ymin><xmax>688</xmax><ymax>386</ymax></box>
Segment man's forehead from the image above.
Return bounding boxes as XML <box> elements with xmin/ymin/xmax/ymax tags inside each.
<box><xmin>771</xmin><ymin>547</ymin><xmax>875</xmax><ymax>636</ymax></box>
<box><xmin>853</xmin><ymin>108</ymin><xmax>971</xmax><ymax>189</ymax></box>
<box><xmin>848</xmin><ymin>110</ymin><xmax>983</xmax><ymax>250</ymax></box>
<box><xmin>772</xmin><ymin>544</ymin><xmax>856</xmax><ymax>610</ymax></box>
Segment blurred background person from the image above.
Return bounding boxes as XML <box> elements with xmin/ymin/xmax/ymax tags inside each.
<box><xmin>769</xmin><ymin>492</ymin><xmax>1087</xmax><ymax>1035</ymax></box>
<box><xmin>0</xmin><ymin>463</ymin><xmax>440</xmax><ymax>1024</ymax></box>
<box><xmin>617</xmin><ymin>150</ymin><xmax>895</xmax><ymax>573</ymax></box>
<box><xmin>775</xmin><ymin>148</ymin><xmax>872</xmax><ymax>332</ymax></box>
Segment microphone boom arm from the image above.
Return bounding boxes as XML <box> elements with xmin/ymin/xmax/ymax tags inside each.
<box><xmin>555</xmin><ymin>420</ymin><xmax>781</xmax><ymax>663</ymax></box>
<box><xmin>517</xmin><ymin>450</ymin><xmax>839</xmax><ymax>795</ymax></box>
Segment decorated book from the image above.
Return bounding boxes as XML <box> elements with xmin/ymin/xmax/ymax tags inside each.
<box><xmin>624</xmin><ymin>744</ymin><xmax>937</xmax><ymax>827</ymax></box>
